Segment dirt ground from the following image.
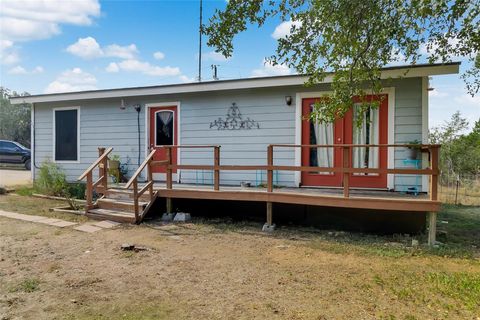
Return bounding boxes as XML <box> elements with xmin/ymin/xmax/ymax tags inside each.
<box><xmin>0</xmin><ymin>195</ymin><xmax>479</xmax><ymax>319</ymax></box>
<box><xmin>0</xmin><ymin>169</ymin><xmax>31</xmax><ymax>188</ymax></box>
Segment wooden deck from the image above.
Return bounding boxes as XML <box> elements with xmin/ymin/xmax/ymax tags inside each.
<box><xmin>78</xmin><ymin>144</ymin><xmax>441</xmax><ymax>245</ymax></box>
<box><xmin>153</xmin><ymin>183</ymin><xmax>440</xmax><ymax>212</ymax></box>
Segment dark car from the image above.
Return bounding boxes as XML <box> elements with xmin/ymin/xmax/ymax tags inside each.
<box><xmin>0</xmin><ymin>140</ymin><xmax>31</xmax><ymax>170</ymax></box>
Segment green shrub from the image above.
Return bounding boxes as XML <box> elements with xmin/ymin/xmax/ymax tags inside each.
<box><xmin>34</xmin><ymin>160</ymin><xmax>68</xmax><ymax>196</ymax></box>
<box><xmin>67</xmin><ymin>183</ymin><xmax>86</xmax><ymax>200</ymax></box>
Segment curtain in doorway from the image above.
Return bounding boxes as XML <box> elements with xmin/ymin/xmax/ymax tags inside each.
<box><xmin>310</xmin><ymin>112</ymin><xmax>333</xmax><ymax>171</ymax></box>
<box><xmin>156</xmin><ymin>111</ymin><xmax>174</xmax><ymax>145</ymax></box>
<box><xmin>353</xmin><ymin>104</ymin><xmax>379</xmax><ymax>172</ymax></box>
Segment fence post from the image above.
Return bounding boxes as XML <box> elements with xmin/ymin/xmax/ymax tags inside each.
<box><xmin>342</xmin><ymin>146</ymin><xmax>350</xmax><ymax>198</ymax></box>
<box><xmin>267</xmin><ymin>145</ymin><xmax>273</xmax><ymax>193</ymax></box>
<box><xmin>85</xmin><ymin>171</ymin><xmax>93</xmax><ymax>214</ymax></box>
<box><xmin>98</xmin><ymin>147</ymin><xmax>105</xmax><ymax>188</ymax></box>
<box><xmin>166</xmin><ymin>146</ymin><xmax>173</xmax><ymax>189</ymax></box>
<box><xmin>429</xmin><ymin>146</ymin><xmax>439</xmax><ymax>201</ymax></box>
<box><xmin>132</xmin><ymin>178</ymin><xmax>139</xmax><ymax>223</ymax></box>
<box><xmin>214</xmin><ymin>146</ymin><xmax>220</xmax><ymax>191</ymax></box>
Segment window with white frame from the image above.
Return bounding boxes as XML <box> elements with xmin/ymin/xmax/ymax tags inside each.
<box><xmin>54</xmin><ymin>108</ymin><xmax>79</xmax><ymax>161</ymax></box>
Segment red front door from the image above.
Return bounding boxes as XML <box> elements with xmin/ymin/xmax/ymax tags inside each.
<box><xmin>301</xmin><ymin>95</ymin><xmax>388</xmax><ymax>189</ymax></box>
<box><xmin>149</xmin><ymin>106</ymin><xmax>177</xmax><ymax>174</ymax></box>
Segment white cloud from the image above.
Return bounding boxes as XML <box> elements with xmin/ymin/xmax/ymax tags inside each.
<box><xmin>104</xmin><ymin>44</ymin><xmax>138</xmax><ymax>59</ymax></box>
<box><xmin>153</xmin><ymin>51</ymin><xmax>165</xmax><ymax>60</ymax></box>
<box><xmin>0</xmin><ymin>40</ymin><xmax>20</xmax><ymax>65</ymax></box>
<box><xmin>179</xmin><ymin>75</ymin><xmax>195</xmax><ymax>83</ymax></box>
<box><xmin>8</xmin><ymin>65</ymin><xmax>44</xmax><ymax>75</ymax></box>
<box><xmin>105</xmin><ymin>62</ymin><xmax>120</xmax><ymax>73</ymax></box>
<box><xmin>271</xmin><ymin>20</ymin><xmax>302</xmax><ymax>40</ymax></box>
<box><xmin>66</xmin><ymin>37</ymin><xmax>103</xmax><ymax>59</ymax></box>
<box><xmin>251</xmin><ymin>59</ymin><xmax>291</xmax><ymax>77</ymax></box>
<box><xmin>203</xmin><ymin>51</ymin><xmax>229</xmax><ymax>62</ymax></box>
<box><xmin>66</xmin><ymin>37</ymin><xmax>138</xmax><ymax>59</ymax></box>
<box><xmin>45</xmin><ymin>68</ymin><xmax>97</xmax><ymax>93</ymax></box>
<box><xmin>115</xmin><ymin>59</ymin><xmax>181</xmax><ymax>77</ymax></box>
<box><xmin>0</xmin><ymin>0</ymin><xmax>100</xmax><ymax>42</ymax></box>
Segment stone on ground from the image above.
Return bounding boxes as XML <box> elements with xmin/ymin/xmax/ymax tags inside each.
<box><xmin>94</xmin><ymin>220</ymin><xmax>120</xmax><ymax>229</ymax></box>
<box><xmin>173</xmin><ymin>212</ymin><xmax>191</xmax><ymax>222</ymax></box>
<box><xmin>262</xmin><ymin>223</ymin><xmax>276</xmax><ymax>232</ymax></box>
<box><xmin>74</xmin><ymin>224</ymin><xmax>103</xmax><ymax>233</ymax></box>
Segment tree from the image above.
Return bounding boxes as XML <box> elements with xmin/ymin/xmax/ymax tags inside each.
<box><xmin>205</xmin><ymin>0</ymin><xmax>480</xmax><ymax>123</ymax></box>
<box><xmin>0</xmin><ymin>87</ymin><xmax>31</xmax><ymax>147</ymax></box>
<box><xmin>429</xmin><ymin>111</ymin><xmax>480</xmax><ymax>175</ymax></box>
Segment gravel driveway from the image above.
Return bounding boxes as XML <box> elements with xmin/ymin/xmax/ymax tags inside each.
<box><xmin>0</xmin><ymin>169</ymin><xmax>32</xmax><ymax>187</ymax></box>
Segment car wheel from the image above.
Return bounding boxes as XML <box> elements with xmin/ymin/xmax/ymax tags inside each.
<box><xmin>25</xmin><ymin>159</ymin><xmax>31</xmax><ymax>170</ymax></box>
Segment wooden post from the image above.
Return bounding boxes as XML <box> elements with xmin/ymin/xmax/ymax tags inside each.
<box><xmin>428</xmin><ymin>211</ymin><xmax>437</xmax><ymax>246</ymax></box>
<box><xmin>98</xmin><ymin>147</ymin><xmax>105</xmax><ymax>187</ymax></box>
<box><xmin>214</xmin><ymin>146</ymin><xmax>220</xmax><ymax>191</ymax></box>
<box><xmin>342</xmin><ymin>146</ymin><xmax>350</xmax><ymax>198</ymax></box>
<box><xmin>102</xmin><ymin>154</ymin><xmax>108</xmax><ymax>191</ymax></box>
<box><xmin>266</xmin><ymin>202</ymin><xmax>273</xmax><ymax>226</ymax></box>
<box><xmin>85</xmin><ymin>171</ymin><xmax>93</xmax><ymax>214</ymax></box>
<box><xmin>166</xmin><ymin>147</ymin><xmax>173</xmax><ymax>189</ymax></box>
<box><xmin>166</xmin><ymin>198</ymin><xmax>172</xmax><ymax>214</ymax></box>
<box><xmin>132</xmin><ymin>178</ymin><xmax>139</xmax><ymax>222</ymax></box>
<box><xmin>267</xmin><ymin>145</ymin><xmax>273</xmax><ymax>193</ymax></box>
<box><xmin>147</xmin><ymin>160</ymin><xmax>154</xmax><ymax>201</ymax></box>
<box><xmin>429</xmin><ymin>146</ymin><xmax>439</xmax><ymax>201</ymax></box>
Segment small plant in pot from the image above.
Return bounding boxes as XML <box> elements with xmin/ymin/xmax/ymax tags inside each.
<box><xmin>406</xmin><ymin>139</ymin><xmax>421</xmax><ymax>160</ymax></box>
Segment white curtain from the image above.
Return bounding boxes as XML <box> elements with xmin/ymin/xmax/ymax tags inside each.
<box><xmin>314</xmin><ymin>121</ymin><xmax>333</xmax><ymax>169</ymax></box>
<box><xmin>157</xmin><ymin>111</ymin><xmax>173</xmax><ymax>137</ymax></box>
<box><xmin>353</xmin><ymin>105</ymin><xmax>379</xmax><ymax>172</ymax></box>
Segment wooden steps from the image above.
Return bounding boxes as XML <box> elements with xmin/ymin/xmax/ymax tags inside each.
<box><xmin>85</xmin><ymin>188</ymin><xmax>157</xmax><ymax>224</ymax></box>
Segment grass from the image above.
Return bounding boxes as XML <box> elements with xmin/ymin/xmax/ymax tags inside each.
<box><xmin>9</xmin><ymin>278</ymin><xmax>40</xmax><ymax>293</ymax></box>
<box><xmin>0</xmin><ymin>192</ymin><xmax>88</xmax><ymax>223</ymax></box>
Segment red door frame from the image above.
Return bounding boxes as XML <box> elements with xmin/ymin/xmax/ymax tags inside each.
<box><xmin>149</xmin><ymin>106</ymin><xmax>178</xmax><ymax>174</ymax></box>
<box><xmin>301</xmin><ymin>95</ymin><xmax>388</xmax><ymax>189</ymax></box>
<box><xmin>344</xmin><ymin>95</ymin><xmax>388</xmax><ymax>188</ymax></box>
<box><xmin>301</xmin><ymin>98</ymin><xmax>343</xmax><ymax>187</ymax></box>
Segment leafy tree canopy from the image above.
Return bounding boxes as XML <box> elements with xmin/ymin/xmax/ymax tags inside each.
<box><xmin>0</xmin><ymin>87</ymin><xmax>31</xmax><ymax>147</ymax></box>
<box><xmin>205</xmin><ymin>0</ymin><xmax>480</xmax><ymax>123</ymax></box>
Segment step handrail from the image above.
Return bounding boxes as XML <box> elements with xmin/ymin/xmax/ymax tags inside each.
<box><xmin>78</xmin><ymin>147</ymin><xmax>113</xmax><ymax>180</ymax></box>
<box><xmin>124</xmin><ymin>148</ymin><xmax>160</xmax><ymax>222</ymax></box>
<box><xmin>125</xmin><ymin>149</ymin><xmax>157</xmax><ymax>189</ymax></box>
<box><xmin>77</xmin><ymin>147</ymin><xmax>113</xmax><ymax>214</ymax></box>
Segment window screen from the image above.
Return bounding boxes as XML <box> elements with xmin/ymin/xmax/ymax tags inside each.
<box><xmin>55</xmin><ymin>109</ymin><xmax>78</xmax><ymax>161</ymax></box>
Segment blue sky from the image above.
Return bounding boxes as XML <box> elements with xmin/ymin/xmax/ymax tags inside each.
<box><xmin>0</xmin><ymin>0</ymin><xmax>478</xmax><ymax>129</ymax></box>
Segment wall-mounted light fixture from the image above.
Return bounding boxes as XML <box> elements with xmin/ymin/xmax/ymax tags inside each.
<box><xmin>285</xmin><ymin>95</ymin><xmax>292</xmax><ymax>106</ymax></box>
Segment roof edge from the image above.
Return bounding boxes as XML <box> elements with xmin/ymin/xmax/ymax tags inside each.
<box><xmin>10</xmin><ymin>62</ymin><xmax>460</xmax><ymax>104</ymax></box>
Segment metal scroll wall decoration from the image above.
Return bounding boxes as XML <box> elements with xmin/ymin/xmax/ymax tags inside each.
<box><xmin>209</xmin><ymin>103</ymin><xmax>260</xmax><ymax>130</ymax></box>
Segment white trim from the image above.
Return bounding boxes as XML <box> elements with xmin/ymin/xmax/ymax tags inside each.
<box><xmin>384</xmin><ymin>87</ymin><xmax>396</xmax><ymax>190</ymax></box>
<box><xmin>421</xmin><ymin>77</ymin><xmax>429</xmax><ymax>192</ymax></box>
<box><xmin>30</xmin><ymin>103</ymin><xmax>34</xmax><ymax>181</ymax></box>
<box><xmin>11</xmin><ymin>64</ymin><xmax>460</xmax><ymax>104</ymax></box>
<box><xmin>52</xmin><ymin>106</ymin><xmax>80</xmax><ymax>164</ymax></box>
<box><xmin>294</xmin><ymin>88</ymin><xmax>396</xmax><ymax>189</ymax></box>
<box><xmin>145</xmin><ymin>102</ymin><xmax>181</xmax><ymax>183</ymax></box>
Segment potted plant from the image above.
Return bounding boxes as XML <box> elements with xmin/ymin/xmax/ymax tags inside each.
<box><xmin>406</xmin><ymin>139</ymin><xmax>421</xmax><ymax>160</ymax></box>
<box><xmin>108</xmin><ymin>154</ymin><xmax>121</xmax><ymax>169</ymax></box>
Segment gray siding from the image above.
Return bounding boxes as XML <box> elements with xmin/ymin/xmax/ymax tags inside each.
<box><xmin>33</xmin><ymin>78</ymin><xmax>425</xmax><ymax>191</ymax></box>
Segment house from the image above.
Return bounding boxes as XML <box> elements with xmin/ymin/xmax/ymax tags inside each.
<box><xmin>10</xmin><ymin>62</ymin><xmax>460</xmax><ymax>243</ymax></box>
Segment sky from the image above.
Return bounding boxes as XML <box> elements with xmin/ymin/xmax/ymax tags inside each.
<box><xmin>0</xmin><ymin>0</ymin><xmax>478</xmax><ymax>129</ymax></box>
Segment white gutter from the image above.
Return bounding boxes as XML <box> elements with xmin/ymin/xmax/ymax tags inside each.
<box><xmin>10</xmin><ymin>63</ymin><xmax>460</xmax><ymax>104</ymax></box>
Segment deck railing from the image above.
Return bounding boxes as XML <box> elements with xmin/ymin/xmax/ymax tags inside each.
<box><xmin>158</xmin><ymin>144</ymin><xmax>440</xmax><ymax>201</ymax></box>
<box><xmin>77</xmin><ymin>147</ymin><xmax>113</xmax><ymax>214</ymax></box>
<box><xmin>124</xmin><ymin>148</ymin><xmax>165</xmax><ymax>221</ymax></box>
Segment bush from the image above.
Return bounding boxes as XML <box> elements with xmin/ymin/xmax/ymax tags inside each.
<box><xmin>67</xmin><ymin>183</ymin><xmax>86</xmax><ymax>200</ymax></box>
<box><xmin>35</xmin><ymin>160</ymin><xmax>68</xmax><ymax>196</ymax></box>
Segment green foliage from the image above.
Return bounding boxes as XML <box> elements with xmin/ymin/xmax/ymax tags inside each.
<box><xmin>67</xmin><ymin>183</ymin><xmax>86</xmax><ymax>200</ymax></box>
<box><xmin>9</xmin><ymin>278</ymin><xmax>40</xmax><ymax>293</ymax></box>
<box><xmin>35</xmin><ymin>160</ymin><xmax>68</xmax><ymax>196</ymax></box>
<box><xmin>429</xmin><ymin>111</ymin><xmax>480</xmax><ymax>175</ymax></box>
<box><xmin>0</xmin><ymin>87</ymin><xmax>31</xmax><ymax>147</ymax></box>
<box><xmin>205</xmin><ymin>0</ymin><xmax>480</xmax><ymax>122</ymax></box>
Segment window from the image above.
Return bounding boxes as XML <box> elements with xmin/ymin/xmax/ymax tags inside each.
<box><xmin>54</xmin><ymin>108</ymin><xmax>79</xmax><ymax>161</ymax></box>
<box><xmin>155</xmin><ymin>110</ymin><xmax>174</xmax><ymax>146</ymax></box>
<box><xmin>352</xmin><ymin>103</ymin><xmax>379</xmax><ymax>174</ymax></box>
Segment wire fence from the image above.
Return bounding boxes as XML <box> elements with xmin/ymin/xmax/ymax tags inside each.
<box><xmin>439</xmin><ymin>172</ymin><xmax>480</xmax><ymax>206</ymax></box>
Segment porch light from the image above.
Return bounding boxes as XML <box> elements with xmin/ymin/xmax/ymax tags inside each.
<box><xmin>285</xmin><ymin>95</ymin><xmax>292</xmax><ymax>106</ymax></box>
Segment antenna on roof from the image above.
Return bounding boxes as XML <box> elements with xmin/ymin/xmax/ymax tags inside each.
<box><xmin>198</xmin><ymin>0</ymin><xmax>203</xmax><ymax>82</ymax></box>
<box><xmin>211</xmin><ymin>64</ymin><xmax>219</xmax><ymax>80</ymax></box>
